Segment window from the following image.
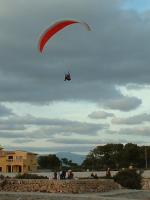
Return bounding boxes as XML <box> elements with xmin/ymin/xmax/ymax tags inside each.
<box><xmin>8</xmin><ymin>156</ymin><xmax>13</xmax><ymax>160</ymax></box>
<box><xmin>16</xmin><ymin>156</ymin><xmax>22</xmax><ymax>161</ymax></box>
<box><xmin>7</xmin><ymin>165</ymin><xmax>11</xmax><ymax>173</ymax></box>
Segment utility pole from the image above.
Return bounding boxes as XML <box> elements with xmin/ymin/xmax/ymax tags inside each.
<box><xmin>145</xmin><ymin>146</ymin><xmax>148</xmax><ymax>169</ymax></box>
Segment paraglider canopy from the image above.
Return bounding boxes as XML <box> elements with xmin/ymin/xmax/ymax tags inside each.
<box><xmin>38</xmin><ymin>19</ymin><xmax>91</xmax><ymax>53</ymax></box>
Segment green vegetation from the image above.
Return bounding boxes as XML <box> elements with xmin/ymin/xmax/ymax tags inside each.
<box><xmin>37</xmin><ymin>143</ymin><xmax>150</xmax><ymax>171</ymax></box>
<box><xmin>114</xmin><ymin>169</ymin><xmax>142</xmax><ymax>189</ymax></box>
<box><xmin>61</xmin><ymin>157</ymin><xmax>81</xmax><ymax>171</ymax></box>
<box><xmin>38</xmin><ymin>154</ymin><xmax>81</xmax><ymax>171</ymax></box>
<box><xmin>38</xmin><ymin>154</ymin><xmax>61</xmax><ymax>170</ymax></box>
<box><xmin>15</xmin><ymin>173</ymin><xmax>48</xmax><ymax>179</ymax></box>
<box><xmin>82</xmin><ymin>143</ymin><xmax>150</xmax><ymax>170</ymax></box>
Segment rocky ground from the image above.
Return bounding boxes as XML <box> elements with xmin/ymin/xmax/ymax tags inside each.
<box><xmin>0</xmin><ymin>190</ymin><xmax>150</xmax><ymax>200</ymax></box>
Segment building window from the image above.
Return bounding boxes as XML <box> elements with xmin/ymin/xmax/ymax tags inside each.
<box><xmin>0</xmin><ymin>167</ymin><xmax>2</xmax><ymax>172</ymax></box>
<box><xmin>16</xmin><ymin>156</ymin><xmax>22</xmax><ymax>161</ymax></box>
<box><xmin>8</xmin><ymin>156</ymin><xmax>13</xmax><ymax>160</ymax></box>
<box><xmin>19</xmin><ymin>166</ymin><xmax>22</xmax><ymax>173</ymax></box>
<box><xmin>7</xmin><ymin>165</ymin><xmax>11</xmax><ymax>173</ymax></box>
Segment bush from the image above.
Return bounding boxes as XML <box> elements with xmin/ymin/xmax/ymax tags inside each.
<box><xmin>15</xmin><ymin>173</ymin><xmax>48</xmax><ymax>179</ymax></box>
<box><xmin>0</xmin><ymin>175</ymin><xmax>5</xmax><ymax>180</ymax></box>
<box><xmin>0</xmin><ymin>179</ymin><xmax>7</xmax><ymax>188</ymax></box>
<box><xmin>113</xmin><ymin>169</ymin><xmax>142</xmax><ymax>189</ymax></box>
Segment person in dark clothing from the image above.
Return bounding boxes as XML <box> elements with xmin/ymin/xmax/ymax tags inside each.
<box><xmin>60</xmin><ymin>170</ymin><xmax>66</xmax><ymax>179</ymax></box>
<box><xmin>68</xmin><ymin>170</ymin><xmax>74</xmax><ymax>179</ymax></box>
<box><xmin>64</xmin><ymin>72</ymin><xmax>71</xmax><ymax>81</ymax></box>
<box><xmin>53</xmin><ymin>171</ymin><xmax>57</xmax><ymax>179</ymax></box>
<box><xmin>106</xmin><ymin>168</ymin><xmax>111</xmax><ymax>178</ymax></box>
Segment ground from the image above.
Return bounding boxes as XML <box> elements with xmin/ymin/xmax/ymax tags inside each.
<box><xmin>0</xmin><ymin>190</ymin><xmax>150</xmax><ymax>200</ymax></box>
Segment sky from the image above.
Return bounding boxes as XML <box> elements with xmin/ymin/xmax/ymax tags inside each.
<box><xmin>0</xmin><ymin>0</ymin><xmax>150</xmax><ymax>155</ymax></box>
<box><xmin>123</xmin><ymin>0</ymin><xmax>150</xmax><ymax>12</ymax></box>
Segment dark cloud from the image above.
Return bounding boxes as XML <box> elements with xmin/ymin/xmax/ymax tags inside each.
<box><xmin>0</xmin><ymin>124</ymin><xmax>25</xmax><ymax>130</ymax></box>
<box><xmin>112</xmin><ymin>113</ymin><xmax>150</xmax><ymax>125</ymax></box>
<box><xmin>0</xmin><ymin>104</ymin><xmax>14</xmax><ymax>117</ymax></box>
<box><xmin>115</xmin><ymin>126</ymin><xmax>150</xmax><ymax>137</ymax></box>
<box><xmin>0</xmin><ymin>0</ymin><xmax>150</xmax><ymax>103</ymax></box>
<box><xmin>0</xmin><ymin>0</ymin><xmax>150</xmax><ymax>153</ymax></box>
<box><xmin>0</xmin><ymin>115</ymin><xmax>108</xmax><ymax>138</ymax></box>
<box><xmin>0</xmin><ymin>131</ymin><xmax>26</xmax><ymax>138</ymax></box>
<box><xmin>103</xmin><ymin>96</ymin><xmax>142</xmax><ymax>111</ymax></box>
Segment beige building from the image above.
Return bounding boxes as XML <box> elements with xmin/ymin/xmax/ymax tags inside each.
<box><xmin>0</xmin><ymin>147</ymin><xmax>38</xmax><ymax>173</ymax></box>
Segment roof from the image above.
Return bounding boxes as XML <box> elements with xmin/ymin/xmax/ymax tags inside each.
<box><xmin>15</xmin><ymin>150</ymin><xmax>38</xmax><ymax>155</ymax></box>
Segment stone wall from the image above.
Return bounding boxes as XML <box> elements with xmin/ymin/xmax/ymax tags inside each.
<box><xmin>142</xmin><ymin>178</ymin><xmax>150</xmax><ymax>190</ymax></box>
<box><xmin>0</xmin><ymin>179</ymin><xmax>120</xmax><ymax>193</ymax></box>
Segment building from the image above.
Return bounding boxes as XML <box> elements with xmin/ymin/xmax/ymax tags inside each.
<box><xmin>0</xmin><ymin>147</ymin><xmax>38</xmax><ymax>173</ymax></box>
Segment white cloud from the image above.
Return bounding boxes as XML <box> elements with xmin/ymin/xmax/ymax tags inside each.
<box><xmin>88</xmin><ymin>110</ymin><xmax>114</xmax><ymax>119</ymax></box>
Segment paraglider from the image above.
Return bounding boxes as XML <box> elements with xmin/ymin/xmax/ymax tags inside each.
<box><xmin>38</xmin><ymin>19</ymin><xmax>91</xmax><ymax>81</ymax></box>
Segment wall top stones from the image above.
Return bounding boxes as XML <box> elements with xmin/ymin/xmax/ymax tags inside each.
<box><xmin>0</xmin><ymin>179</ymin><xmax>120</xmax><ymax>193</ymax></box>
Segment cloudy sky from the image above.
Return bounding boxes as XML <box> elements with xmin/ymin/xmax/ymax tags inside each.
<box><xmin>0</xmin><ymin>0</ymin><xmax>150</xmax><ymax>155</ymax></box>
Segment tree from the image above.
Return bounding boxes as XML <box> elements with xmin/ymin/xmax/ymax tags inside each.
<box><xmin>61</xmin><ymin>158</ymin><xmax>80</xmax><ymax>171</ymax></box>
<box><xmin>61</xmin><ymin>158</ymin><xmax>69</xmax><ymax>166</ymax></box>
<box><xmin>122</xmin><ymin>143</ymin><xmax>141</xmax><ymax>168</ymax></box>
<box><xmin>114</xmin><ymin>169</ymin><xmax>142</xmax><ymax>189</ymax></box>
<box><xmin>38</xmin><ymin>154</ymin><xmax>61</xmax><ymax>170</ymax></box>
<box><xmin>38</xmin><ymin>155</ymin><xmax>47</xmax><ymax>169</ymax></box>
<box><xmin>82</xmin><ymin>144</ymin><xmax>124</xmax><ymax>170</ymax></box>
<box><xmin>82</xmin><ymin>150</ymin><xmax>98</xmax><ymax>170</ymax></box>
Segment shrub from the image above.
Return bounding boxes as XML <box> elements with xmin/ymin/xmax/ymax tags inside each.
<box><xmin>0</xmin><ymin>179</ymin><xmax>7</xmax><ymax>188</ymax></box>
<box><xmin>15</xmin><ymin>173</ymin><xmax>48</xmax><ymax>179</ymax></box>
<box><xmin>113</xmin><ymin>169</ymin><xmax>142</xmax><ymax>189</ymax></box>
<box><xmin>0</xmin><ymin>175</ymin><xmax>5</xmax><ymax>180</ymax></box>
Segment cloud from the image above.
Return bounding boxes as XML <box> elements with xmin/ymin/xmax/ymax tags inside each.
<box><xmin>116</xmin><ymin>126</ymin><xmax>150</xmax><ymax>137</ymax></box>
<box><xmin>0</xmin><ymin>115</ymin><xmax>108</xmax><ymax>138</ymax></box>
<box><xmin>112</xmin><ymin>113</ymin><xmax>150</xmax><ymax>125</ymax></box>
<box><xmin>0</xmin><ymin>0</ymin><xmax>150</xmax><ymax>104</ymax></box>
<box><xmin>0</xmin><ymin>131</ymin><xmax>26</xmax><ymax>138</ymax></box>
<box><xmin>48</xmin><ymin>137</ymin><xmax>105</xmax><ymax>145</ymax></box>
<box><xmin>6</xmin><ymin>144</ymin><xmax>93</xmax><ymax>154</ymax></box>
<box><xmin>35</xmin><ymin>123</ymin><xmax>106</xmax><ymax>137</ymax></box>
<box><xmin>88</xmin><ymin>110</ymin><xmax>114</xmax><ymax>119</ymax></box>
<box><xmin>1</xmin><ymin>0</ymin><xmax>150</xmax><ymax>153</ymax></box>
<box><xmin>0</xmin><ymin>104</ymin><xmax>14</xmax><ymax>117</ymax></box>
<box><xmin>0</xmin><ymin>124</ymin><xmax>25</xmax><ymax>130</ymax></box>
<box><xmin>12</xmin><ymin>138</ymin><xmax>34</xmax><ymax>144</ymax></box>
<box><xmin>6</xmin><ymin>136</ymin><xmax>149</xmax><ymax>155</ymax></box>
<box><xmin>103</xmin><ymin>96</ymin><xmax>142</xmax><ymax>111</ymax></box>
<box><xmin>126</xmin><ymin>84</ymin><xmax>150</xmax><ymax>90</ymax></box>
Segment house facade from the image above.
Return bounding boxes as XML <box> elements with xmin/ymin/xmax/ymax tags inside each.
<box><xmin>0</xmin><ymin>147</ymin><xmax>38</xmax><ymax>173</ymax></box>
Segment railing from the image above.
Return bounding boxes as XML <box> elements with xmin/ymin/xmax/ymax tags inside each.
<box><xmin>6</xmin><ymin>159</ymin><xmax>24</xmax><ymax>164</ymax></box>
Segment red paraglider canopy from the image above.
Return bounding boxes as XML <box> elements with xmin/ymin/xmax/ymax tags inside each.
<box><xmin>38</xmin><ymin>19</ymin><xmax>91</xmax><ymax>53</ymax></box>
